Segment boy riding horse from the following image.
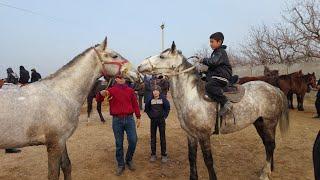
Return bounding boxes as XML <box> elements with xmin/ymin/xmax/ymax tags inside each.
<box><xmin>200</xmin><ymin>32</ymin><xmax>233</xmax><ymax>116</ymax></box>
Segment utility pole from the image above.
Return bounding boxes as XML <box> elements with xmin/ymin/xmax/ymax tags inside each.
<box><xmin>160</xmin><ymin>23</ymin><xmax>165</xmax><ymax>51</ymax></box>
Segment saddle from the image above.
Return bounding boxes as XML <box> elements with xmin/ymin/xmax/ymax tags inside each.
<box><xmin>214</xmin><ymin>75</ymin><xmax>245</xmax><ymax>135</ymax></box>
<box><xmin>222</xmin><ymin>75</ymin><xmax>245</xmax><ymax>103</ymax></box>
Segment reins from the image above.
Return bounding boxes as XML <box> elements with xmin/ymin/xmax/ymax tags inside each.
<box><xmin>147</xmin><ymin>56</ymin><xmax>199</xmax><ymax>76</ymax></box>
<box><xmin>93</xmin><ymin>47</ymin><xmax>129</xmax><ymax>77</ymax></box>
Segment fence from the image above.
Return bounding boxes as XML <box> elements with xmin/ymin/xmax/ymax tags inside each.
<box><xmin>233</xmin><ymin>61</ymin><xmax>320</xmax><ymax>78</ymax></box>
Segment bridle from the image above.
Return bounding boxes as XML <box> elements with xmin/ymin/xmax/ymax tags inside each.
<box><xmin>145</xmin><ymin>56</ymin><xmax>198</xmax><ymax>76</ymax></box>
<box><xmin>93</xmin><ymin>47</ymin><xmax>129</xmax><ymax>77</ymax></box>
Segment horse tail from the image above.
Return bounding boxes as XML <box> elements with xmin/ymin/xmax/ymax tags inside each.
<box><xmin>279</xmin><ymin>91</ymin><xmax>289</xmax><ymax>135</ymax></box>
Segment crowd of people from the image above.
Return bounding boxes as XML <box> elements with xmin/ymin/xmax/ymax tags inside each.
<box><xmin>3</xmin><ymin>66</ymin><xmax>42</xmax><ymax>85</ymax></box>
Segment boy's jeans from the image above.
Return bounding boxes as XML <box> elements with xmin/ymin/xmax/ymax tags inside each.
<box><xmin>112</xmin><ymin>115</ymin><xmax>137</xmax><ymax>167</ymax></box>
<box><xmin>150</xmin><ymin>118</ymin><xmax>167</xmax><ymax>156</ymax></box>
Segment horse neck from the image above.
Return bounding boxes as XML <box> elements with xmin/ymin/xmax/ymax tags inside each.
<box><xmin>169</xmin><ymin>62</ymin><xmax>201</xmax><ymax>105</ymax></box>
<box><xmin>42</xmin><ymin>49</ymin><xmax>102</xmax><ymax>106</ymax></box>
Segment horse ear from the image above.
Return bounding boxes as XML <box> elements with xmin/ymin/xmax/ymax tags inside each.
<box><xmin>101</xmin><ymin>36</ymin><xmax>108</xmax><ymax>51</ymax></box>
<box><xmin>170</xmin><ymin>41</ymin><xmax>176</xmax><ymax>53</ymax></box>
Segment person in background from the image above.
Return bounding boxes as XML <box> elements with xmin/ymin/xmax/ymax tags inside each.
<box><xmin>313</xmin><ymin>131</ymin><xmax>320</xmax><ymax>179</ymax></box>
<box><xmin>145</xmin><ymin>85</ymin><xmax>170</xmax><ymax>163</ymax></box>
<box><xmin>314</xmin><ymin>78</ymin><xmax>320</xmax><ymax>119</ymax></box>
<box><xmin>99</xmin><ymin>74</ymin><xmax>141</xmax><ymax>176</ymax></box>
<box><xmin>30</xmin><ymin>68</ymin><xmax>42</xmax><ymax>83</ymax></box>
<box><xmin>5</xmin><ymin>68</ymin><xmax>18</xmax><ymax>84</ymax></box>
<box><xmin>144</xmin><ymin>75</ymin><xmax>152</xmax><ymax>106</ymax></box>
<box><xmin>157</xmin><ymin>75</ymin><xmax>170</xmax><ymax>97</ymax></box>
<box><xmin>19</xmin><ymin>66</ymin><xmax>30</xmax><ymax>84</ymax></box>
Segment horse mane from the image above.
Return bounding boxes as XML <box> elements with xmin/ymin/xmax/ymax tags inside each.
<box><xmin>43</xmin><ymin>46</ymin><xmax>97</xmax><ymax>81</ymax></box>
<box><xmin>180</xmin><ymin>56</ymin><xmax>206</xmax><ymax>96</ymax></box>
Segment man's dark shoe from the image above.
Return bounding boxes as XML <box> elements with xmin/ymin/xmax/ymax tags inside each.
<box><xmin>5</xmin><ymin>148</ymin><xmax>21</xmax><ymax>154</ymax></box>
<box><xmin>126</xmin><ymin>161</ymin><xmax>136</xmax><ymax>171</ymax></box>
<box><xmin>218</xmin><ymin>101</ymin><xmax>233</xmax><ymax>117</ymax></box>
<box><xmin>116</xmin><ymin>166</ymin><xmax>125</xmax><ymax>176</ymax></box>
<box><xmin>313</xmin><ymin>115</ymin><xmax>320</xmax><ymax>119</ymax></box>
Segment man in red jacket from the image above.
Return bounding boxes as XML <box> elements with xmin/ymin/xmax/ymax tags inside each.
<box><xmin>100</xmin><ymin>74</ymin><xmax>141</xmax><ymax>176</ymax></box>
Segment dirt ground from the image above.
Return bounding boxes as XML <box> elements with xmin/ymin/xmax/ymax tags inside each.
<box><xmin>0</xmin><ymin>93</ymin><xmax>319</xmax><ymax>180</ymax></box>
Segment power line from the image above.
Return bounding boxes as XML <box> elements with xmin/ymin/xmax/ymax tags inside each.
<box><xmin>0</xmin><ymin>1</ymin><xmax>74</xmax><ymax>24</ymax></box>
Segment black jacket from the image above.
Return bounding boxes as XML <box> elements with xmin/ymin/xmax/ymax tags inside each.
<box><xmin>19</xmin><ymin>69</ymin><xmax>30</xmax><ymax>84</ymax></box>
<box><xmin>202</xmin><ymin>45</ymin><xmax>232</xmax><ymax>80</ymax></box>
<box><xmin>144</xmin><ymin>95</ymin><xmax>170</xmax><ymax>119</ymax></box>
<box><xmin>31</xmin><ymin>71</ymin><xmax>42</xmax><ymax>83</ymax></box>
<box><xmin>6</xmin><ymin>73</ymin><xmax>18</xmax><ymax>84</ymax></box>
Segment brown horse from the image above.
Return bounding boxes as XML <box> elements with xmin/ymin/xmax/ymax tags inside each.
<box><xmin>87</xmin><ymin>78</ymin><xmax>111</xmax><ymax>123</ymax></box>
<box><xmin>264</xmin><ymin>66</ymin><xmax>279</xmax><ymax>77</ymax></box>
<box><xmin>0</xmin><ymin>80</ymin><xmax>4</xmax><ymax>89</ymax></box>
<box><xmin>239</xmin><ymin>75</ymin><xmax>279</xmax><ymax>86</ymax></box>
<box><xmin>284</xmin><ymin>72</ymin><xmax>317</xmax><ymax>110</ymax></box>
<box><xmin>239</xmin><ymin>69</ymin><xmax>316</xmax><ymax>111</ymax></box>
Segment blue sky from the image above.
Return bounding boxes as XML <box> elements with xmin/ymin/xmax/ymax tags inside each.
<box><xmin>0</xmin><ymin>0</ymin><xmax>290</xmax><ymax>78</ymax></box>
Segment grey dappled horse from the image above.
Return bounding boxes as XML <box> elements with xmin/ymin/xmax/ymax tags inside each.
<box><xmin>0</xmin><ymin>37</ymin><xmax>132</xmax><ymax>180</ymax></box>
<box><xmin>138</xmin><ymin>42</ymin><xmax>289</xmax><ymax>180</ymax></box>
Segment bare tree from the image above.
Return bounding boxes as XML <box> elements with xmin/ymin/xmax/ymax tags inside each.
<box><xmin>242</xmin><ymin>24</ymin><xmax>295</xmax><ymax>65</ymax></box>
<box><xmin>284</xmin><ymin>0</ymin><xmax>320</xmax><ymax>59</ymax></box>
<box><xmin>242</xmin><ymin>0</ymin><xmax>320</xmax><ymax>65</ymax></box>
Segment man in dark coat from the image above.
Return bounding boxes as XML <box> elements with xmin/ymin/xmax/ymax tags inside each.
<box><xmin>314</xmin><ymin>78</ymin><xmax>320</xmax><ymax>118</ymax></box>
<box><xmin>143</xmin><ymin>75</ymin><xmax>153</xmax><ymax>104</ymax></box>
<box><xmin>157</xmin><ymin>75</ymin><xmax>170</xmax><ymax>97</ymax></box>
<box><xmin>19</xmin><ymin>66</ymin><xmax>30</xmax><ymax>84</ymax></box>
<box><xmin>31</xmin><ymin>68</ymin><xmax>42</xmax><ymax>83</ymax></box>
<box><xmin>6</xmin><ymin>68</ymin><xmax>19</xmax><ymax>84</ymax></box>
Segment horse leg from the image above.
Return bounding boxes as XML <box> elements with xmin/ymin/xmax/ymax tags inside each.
<box><xmin>254</xmin><ymin>117</ymin><xmax>276</xmax><ymax>180</ymax></box>
<box><xmin>199</xmin><ymin>137</ymin><xmax>217</xmax><ymax>180</ymax></box>
<box><xmin>287</xmin><ymin>92</ymin><xmax>293</xmax><ymax>109</ymax></box>
<box><xmin>47</xmin><ymin>140</ymin><xmax>64</xmax><ymax>180</ymax></box>
<box><xmin>297</xmin><ymin>94</ymin><xmax>305</xmax><ymax>111</ymax></box>
<box><xmin>97</xmin><ymin>101</ymin><xmax>105</xmax><ymax>123</ymax></box>
<box><xmin>61</xmin><ymin>143</ymin><xmax>72</xmax><ymax>180</ymax></box>
<box><xmin>188</xmin><ymin>136</ymin><xmax>198</xmax><ymax>180</ymax></box>
<box><xmin>87</xmin><ymin>97</ymin><xmax>93</xmax><ymax>122</ymax></box>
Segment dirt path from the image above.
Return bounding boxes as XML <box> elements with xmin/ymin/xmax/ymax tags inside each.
<box><xmin>0</xmin><ymin>95</ymin><xmax>319</xmax><ymax>180</ymax></box>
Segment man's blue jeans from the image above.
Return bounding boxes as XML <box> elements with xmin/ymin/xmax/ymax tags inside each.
<box><xmin>112</xmin><ymin>115</ymin><xmax>138</xmax><ymax>167</ymax></box>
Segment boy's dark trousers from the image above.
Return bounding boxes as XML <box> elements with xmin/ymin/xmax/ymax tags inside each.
<box><xmin>205</xmin><ymin>78</ymin><xmax>228</xmax><ymax>105</ymax></box>
<box><xmin>315</xmin><ymin>96</ymin><xmax>320</xmax><ymax>116</ymax></box>
<box><xmin>150</xmin><ymin>118</ymin><xmax>167</xmax><ymax>156</ymax></box>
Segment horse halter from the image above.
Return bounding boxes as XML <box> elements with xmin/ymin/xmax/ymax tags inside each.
<box><xmin>93</xmin><ymin>47</ymin><xmax>129</xmax><ymax>77</ymax></box>
<box><xmin>146</xmin><ymin>56</ymin><xmax>197</xmax><ymax>76</ymax></box>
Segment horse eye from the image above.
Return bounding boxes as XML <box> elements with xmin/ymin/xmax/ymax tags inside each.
<box><xmin>160</xmin><ymin>55</ymin><xmax>164</xmax><ymax>59</ymax></box>
<box><xmin>112</xmin><ymin>55</ymin><xmax>118</xmax><ymax>59</ymax></box>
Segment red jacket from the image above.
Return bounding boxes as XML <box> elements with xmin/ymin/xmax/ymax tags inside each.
<box><xmin>107</xmin><ymin>84</ymin><xmax>141</xmax><ymax>118</ymax></box>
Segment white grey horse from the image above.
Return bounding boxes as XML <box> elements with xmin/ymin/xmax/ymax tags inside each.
<box><xmin>137</xmin><ymin>42</ymin><xmax>289</xmax><ymax>180</ymax></box>
<box><xmin>0</xmin><ymin>37</ymin><xmax>132</xmax><ymax>180</ymax></box>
